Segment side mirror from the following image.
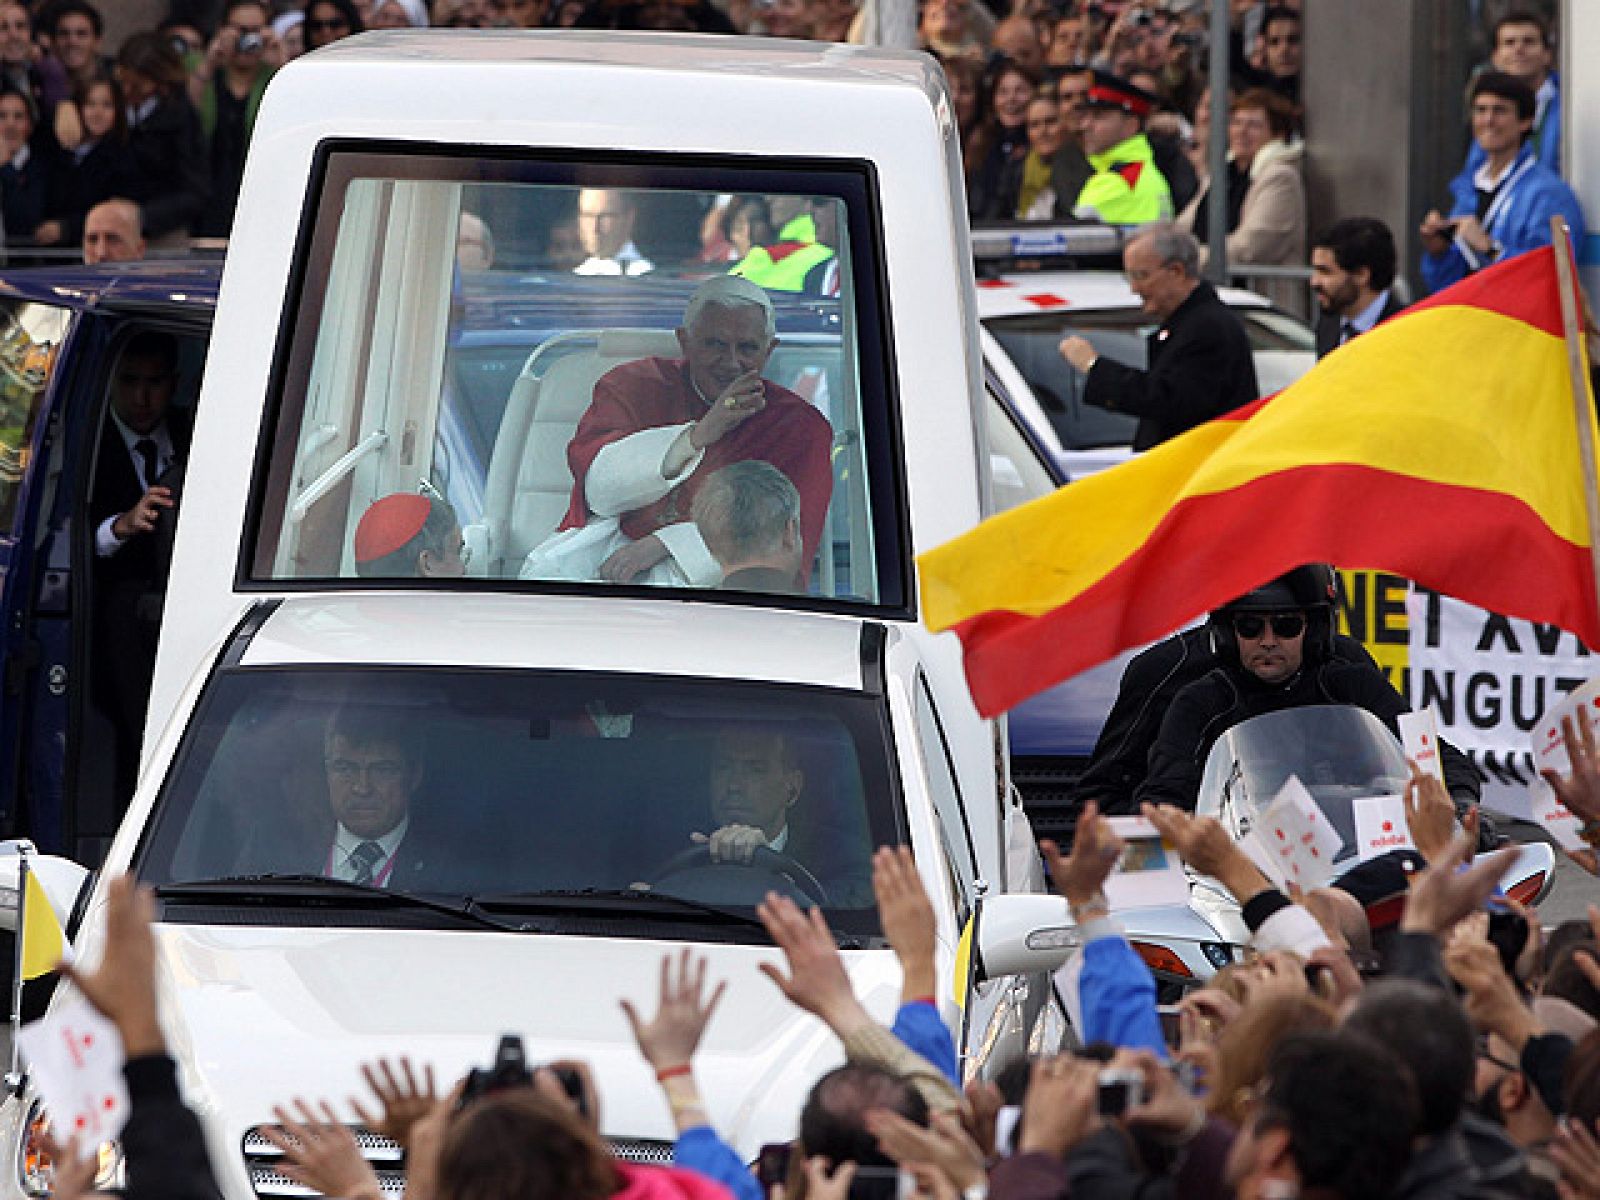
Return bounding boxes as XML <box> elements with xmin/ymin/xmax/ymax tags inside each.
<box><xmin>0</xmin><ymin>842</ymin><xmax>90</xmax><ymax>936</ymax></box>
<box><xmin>972</xmin><ymin>892</ymin><xmax>1077</xmax><ymax>983</ymax></box>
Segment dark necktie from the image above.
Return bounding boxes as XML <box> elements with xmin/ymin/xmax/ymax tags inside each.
<box><xmin>348</xmin><ymin>840</ymin><xmax>385</xmax><ymax>885</ymax></box>
<box><xmin>134</xmin><ymin>437</ymin><xmax>159</xmax><ymax>488</ymax></box>
<box><xmin>1340</xmin><ymin>321</ymin><xmax>1357</xmax><ymax>346</ymax></box>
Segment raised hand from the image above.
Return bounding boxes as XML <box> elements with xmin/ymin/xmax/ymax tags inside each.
<box><xmin>350</xmin><ymin>1057</ymin><xmax>438</xmax><ymax>1150</ymax></box>
<box><xmin>620</xmin><ymin>947</ymin><xmax>727</xmax><ymax>1073</ymax></box>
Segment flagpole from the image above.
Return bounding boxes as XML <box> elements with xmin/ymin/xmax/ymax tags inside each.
<box><xmin>1549</xmin><ymin>215</ymin><xmax>1600</xmax><ymax>625</ymax></box>
<box><xmin>7</xmin><ymin>851</ymin><xmax>27</xmax><ymax>1092</ymax></box>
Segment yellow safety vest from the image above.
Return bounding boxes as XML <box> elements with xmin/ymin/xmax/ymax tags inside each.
<box><xmin>731</xmin><ymin>240</ymin><xmax>836</xmax><ymax>292</ymax></box>
<box><xmin>1074</xmin><ymin>132</ymin><xmax>1173</xmax><ymax>226</ymax></box>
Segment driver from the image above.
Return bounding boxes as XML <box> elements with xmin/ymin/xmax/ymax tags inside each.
<box><xmin>1134</xmin><ymin>565</ymin><xmax>1482</xmax><ymax>814</ymax></box>
<box><xmin>687</xmin><ymin>726</ymin><xmax>872</xmax><ymax>906</ymax></box>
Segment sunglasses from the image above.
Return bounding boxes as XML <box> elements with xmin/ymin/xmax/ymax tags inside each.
<box><xmin>1231</xmin><ymin>612</ymin><xmax>1306</xmax><ymax>640</ymax></box>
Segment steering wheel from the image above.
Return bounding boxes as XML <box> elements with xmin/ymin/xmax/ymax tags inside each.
<box><xmin>649</xmin><ymin>844</ymin><xmax>830</xmax><ymax>906</ymax></box>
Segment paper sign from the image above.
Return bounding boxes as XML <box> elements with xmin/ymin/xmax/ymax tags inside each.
<box><xmin>1352</xmin><ymin>794</ymin><xmax>1415</xmax><ymax>861</ymax></box>
<box><xmin>1516</xmin><ymin>674</ymin><xmax>1600</xmax><ymax>849</ymax></box>
<box><xmin>1102</xmin><ymin>816</ymin><xmax>1190</xmax><ymax>909</ymax></box>
<box><xmin>1400</xmin><ymin>709</ymin><xmax>1445</xmax><ymax>784</ymax></box>
<box><xmin>1247</xmin><ymin>776</ymin><xmax>1345</xmax><ymax>891</ymax></box>
<box><xmin>16</xmin><ymin>998</ymin><xmax>129</xmax><ymax>1145</ymax></box>
<box><xmin>1532</xmin><ymin>675</ymin><xmax>1600</xmax><ymax>771</ymax></box>
<box><xmin>1493</xmin><ymin>777</ymin><xmax>1585</xmax><ymax>850</ymax></box>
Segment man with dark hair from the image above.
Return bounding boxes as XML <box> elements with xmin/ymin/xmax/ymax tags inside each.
<box><xmin>1224</xmin><ymin>1031</ymin><xmax>1418</xmax><ymax>1199</ymax></box>
<box><xmin>1252</xmin><ymin>5</ymin><xmax>1301</xmax><ymax>104</ymax></box>
<box><xmin>1059</xmin><ymin>222</ymin><xmax>1257</xmax><ymax>450</ymax></box>
<box><xmin>352</xmin><ymin>492</ymin><xmax>467</xmax><ymax>578</ymax></box>
<box><xmin>48</xmin><ymin>0</ymin><xmax>107</xmax><ymax>91</ymax></box>
<box><xmin>798</xmin><ymin>1063</ymin><xmax>928</xmax><ymax>1196</ymax></box>
<box><xmin>317</xmin><ymin>708</ymin><xmax>441</xmax><ymax>889</ymax></box>
<box><xmin>1473</xmin><ymin>10</ymin><xmax>1559</xmax><ymax>173</ymax></box>
<box><xmin>189</xmin><ymin>0</ymin><xmax>280</xmax><ymax>238</ymax></box>
<box><xmin>1420</xmin><ymin>71</ymin><xmax>1584</xmax><ymax>293</ymax></box>
<box><xmin>1309</xmin><ymin>216</ymin><xmax>1402</xmax><ymax>358</ymax></box>
<box><xmin>690</xmin><ymin>460</ymin><xmax>804</xmax><ymax>593</ymax></box>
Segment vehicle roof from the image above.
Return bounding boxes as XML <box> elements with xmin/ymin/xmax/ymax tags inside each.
<box><xmin>974</xmin><ymin>270</ymin><xmax>1273</xmax><ymax>320</ymax></box>
<box><xmin>0</xmin><ymin>259</ymin><xmax>221</xmax><ymax>311</ymax></box>
<box><xmin>240</xmin><ymin>594</ymin><xmax>870</xmax><ymax>689</ymax></box>
<box><xmin>314</xmin><ymin>27</ymin><xmax>936</xmax><ymax>88</ymax></box>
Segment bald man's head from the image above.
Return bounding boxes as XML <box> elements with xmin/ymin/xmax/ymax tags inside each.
<box><xmin>84</xmin><ymin>199</ymin><xmax>145</xmax><ymax>265</ymax></box>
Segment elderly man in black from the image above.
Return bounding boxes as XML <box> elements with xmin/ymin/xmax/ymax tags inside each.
<box><xmin>1058</xmin><ymin>222</ymin><xmax>1258</xmax><ymax>450</ymax></box>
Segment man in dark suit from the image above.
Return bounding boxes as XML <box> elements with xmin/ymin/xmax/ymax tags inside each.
<box><xmin>690</xmin><ymin>460</ymin><xmax>804</xmax><ymax>594</ymax></box>
<box><xmin>1058</xmin><ymin>223</ymin><xmax>1258</xmax><ymax>450</ymax></box>
<box><xmin>1310</xmin><ymin>217</ymin><xmax>1404</xmax><ymax>359</ymax></box>
<box><xmin>317</xmin><ymin>708</ymin><xmax>442</xmax><ymax>890</ymax></box>
<box><xmin>89</xmin><ymin>330</ymin><xmax>190</xmax><ymax>800</ymax></box>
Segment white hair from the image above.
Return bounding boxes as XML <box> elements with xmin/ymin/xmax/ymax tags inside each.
<box><xmin>684</xmin><ymin>274</ymin><xmax>777</xmax><ymax>342</ymax></box>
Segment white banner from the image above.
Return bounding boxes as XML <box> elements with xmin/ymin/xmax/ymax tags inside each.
<box><xmin>1405</xmin><ymin>589</ymin><xmax>1596</xmax><ymax>816</ymax></box>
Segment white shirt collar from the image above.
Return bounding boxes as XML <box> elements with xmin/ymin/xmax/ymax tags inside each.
<box><xmin>109</xmin><ymin>410</ymin><xmax>175</xmax><ymax>484</ymax></box>
<box><xmin>5</xmin><ymin>142</ymin><xmax>26</xmax><ymax>171</ymax></box>
<box><xmin>128</xmin><ymin>96</ymin><xmax>158</xmax><ymax>126</ymax></box>
<box><xmin>1472</xmin><ymin>145</ymin><xmax>1525</xmax><ymax>192</ymax></box>
<box><xmin>332</xmin><ymin>816</ymin><xmax>411</xmax><ymax>881</ymax></box>
<box><xmin>768</xmin><ymin>825</ymin><xmax>789</xmax><ymax>853</ymax></box>
<box><xmin>1346</xmin><ymin>288</ymin><xmax>1392</xmax><ymax>337</ymax></box>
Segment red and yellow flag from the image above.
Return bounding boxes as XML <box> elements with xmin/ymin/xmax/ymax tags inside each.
<box><xmin>921</xmin><ymin>246</ymin><xmax>1600</xmax><ymax>717</ymax></box>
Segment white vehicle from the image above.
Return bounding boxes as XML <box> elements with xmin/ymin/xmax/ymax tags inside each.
<box><xmin>0</xmin><ymin>31</ymin><xmax>1071</xmax><ymax>1200</ymax></box>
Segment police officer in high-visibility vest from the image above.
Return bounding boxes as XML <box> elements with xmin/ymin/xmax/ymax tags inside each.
<box><xmin>731</xmin><ymin>196</ymin><xmax>839</xmax><ymax>295</ymax></box>
<box><xmin>1072</xmin><ymin>71</ymin><xmax>1172</xmax><ymax>226</ymax></box>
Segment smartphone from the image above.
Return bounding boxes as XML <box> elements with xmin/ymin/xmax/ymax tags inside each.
<box><xmin>756</xmin><ymin>1143</ymin><xmax>792</xmax><ymax>1194</ymax></box>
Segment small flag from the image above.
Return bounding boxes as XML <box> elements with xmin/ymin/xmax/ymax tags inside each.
<box><xmin>20</xmin><ymin>869</ymin><xmax>64</xmax><ymax>981</ymax></box>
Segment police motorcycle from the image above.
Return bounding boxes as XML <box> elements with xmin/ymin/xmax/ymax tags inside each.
<box><xmin>969</xmin><ymin>702</ymin><xmax>1558</xmax><ymax>1007</ymax></box>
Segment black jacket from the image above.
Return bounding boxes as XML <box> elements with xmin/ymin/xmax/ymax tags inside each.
<box><xmin>127</xmin><ymin>94</ymin><xmax>208</xmax><ymax>238</ymax></box>
<box><xmin>122</xmin><ymin>1055</ymin><xmax>223</xmax><ymax>1200</ymax></box>
<box><xmin>1074</xmin><ymin>625</ymin><xmax>1381</xmax><ymax>815</ymax></box>
<box><xmin>1135</xmin><ymin>653</ymin><xmax>1481</xmax><ymax>812</ymax></box>
<box><xmin>1314</xmin><ymin>290</ymin><xmax>1406</xmax><ymax>358</ymax></box>
<box><xmin>1083</xmin><ymin>280</ymin><xmax>1258</xmax><ymax>450</ymax></box>
<box><xmin>43</xmin><ymin>136</ymin><xmax>142</xmax><ymax>245</ymax></box>
<box><xmin>89</xmin><ymin>413</ymin><xmax>191</xmax><ymax>592</ymax></box>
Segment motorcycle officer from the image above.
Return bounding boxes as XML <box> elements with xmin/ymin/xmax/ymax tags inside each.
<box><xmin>1133</xmin><ymin>564</ymin><xmax>1482</xmax><ymax>816</ymax></box>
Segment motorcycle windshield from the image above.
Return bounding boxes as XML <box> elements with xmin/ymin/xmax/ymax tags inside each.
<box><xmin>1195</xmin><ymin>705</ymin><xmax>1410</xmax><ymax>866</ymax></box>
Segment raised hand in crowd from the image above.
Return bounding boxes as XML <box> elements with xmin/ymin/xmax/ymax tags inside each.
<box><xmin>262</xmin><ymin>1098</ymin><xmax>384</xmax><ymax>1200</ymax></box>
<box><xmin>1141</xmin><ymin>802</ymin><xmax>1274</xmax><ymax>905</ymax></box>
<box><xmin>350</xmin><ymin>1056</ymin><xmax>438</xmax><ymax>1150</ymax></box>
<box><xmin>1553</xmin><ymin>1114</ymin><xmax>1600</xmax><ymax>1200</ymax></box>
<box><xmin>1404</xmin><ymin>759</ymin><xmax>1463</xmax><ymax>864</ymax></box>
<box><xmin>60</xmin><ymin>874</ymin><xmax>164</xmax><ymax>1059</ymax></box>
<box><xmin>757</xmin><ymin>892</ymin><xmax>871</xmax><ymax>1037</ymax></box>
<box><xmin>1114</xmin><ymin>1047</ymin><xmax>1208</xmax><ymax>1142</ymax></box>
<box><xmin>621</xmin><ymin>947</ymin><xmax>724</xmax><ymax>1130</ymax></box>
<box><xmin>37</xmin><ymin>1131</ymin><xmax>101</xmax><ymax>1200</ymax></box>
<box><xmin>959</xmin><ymin>1079</ymin><xmax>1004</xmax><ymax>1162</ymax></box>
<box><xmin>1398</xmin><ymin>834</ymin><xmax>1516</xmax><ymax>937</ymax></box>
<box><xmin>866</xmin><ymin>1106</ymin><xmax>986</xmax><ymax>1195</ymax></box>
<box><xmin>1041</xmin><ymin>799</ymin><xmax>1123</xmax><ymax>914</ymax></box>
<box><xmin>1015</xmin><ymin>1054</ymin><xmax>1100</xmax><ymax>1158</ymax></box>
<box><xmin>873</xmin><ymin>845</ymin><xmax>937</xmax><ymax>1005</ymax></box>
<box><xmin>1545</xmin><ymin>707</ymin><xmax>1600</xmax><ymax>833</ymax></box>
<box><xmin>1444</xmin><ymin>914</ymin><xmax>1540</xmax><ymax>1051</ymax></box>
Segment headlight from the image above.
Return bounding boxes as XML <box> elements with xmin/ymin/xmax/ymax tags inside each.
<box><xmin>18</xmin><ymin>1101</ymin><xmax>124</xmax><ymax>1196</ymax></box>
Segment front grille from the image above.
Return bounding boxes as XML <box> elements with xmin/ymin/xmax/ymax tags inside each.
<box><xmin>244</xmin><ymin>1126</ymin><xmax>404</xmax><ymax>1198</ymax></box>
<box><xmin>243</xmin><ymin>1126</ymin><xmax>674</xmax><ymax>1196</ymax></box>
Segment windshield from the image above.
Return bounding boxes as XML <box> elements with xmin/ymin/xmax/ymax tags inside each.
<box><xmin>249</xmin><ymin>148</ymin><xmax>906</xmax><ymax>612</ymax></box>
<box><xmin>1195</xmin><ymin>706</ymin><xmax>1409</xmax><ymax>867</ymax></box>
<box><xmin>138</xmin><ymin>668</ymin><xmax>899</xmax><ymax>937</ymax></box>
<box><xmin>984</xmin><ymin>307</ymin><xmax>1314</xmax><ymax>451</ymax></box>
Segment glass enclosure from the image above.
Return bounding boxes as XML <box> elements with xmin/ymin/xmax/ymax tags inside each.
<box><xmin>0</xmin><ymin>301</ymin><xmax>69</xmax><ymax>532</ymax></box>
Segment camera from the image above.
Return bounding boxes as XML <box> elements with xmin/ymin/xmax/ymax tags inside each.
<box><xmin>457</xmin><ymin>1034</ymin><xmax>590</xmax><ymax>1118</ymax></box>
<box><xmin>237</xmin><ymin>31</ymin><xmax>263</xmax><ymax>54</ymax></box>
<box><xmin>1128</xmin><ymin>9</ymin><xmax>1152</xmax><ymax>26</ymax></box>
<box><xmin>1096</xmin><ymin>1067</ymin><xmax>1144</xmax><ymax>1116</ymax></box>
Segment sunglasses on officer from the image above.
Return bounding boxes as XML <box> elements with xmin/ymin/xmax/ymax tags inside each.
<box><xmin>1231</xmin><ymin>612</ymin><xmax>1306</xmax><ymax>640</ymax></box>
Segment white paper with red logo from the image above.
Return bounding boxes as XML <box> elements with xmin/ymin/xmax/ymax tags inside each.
<box><xmin>1239</xmin><ymin>777</ymin><xmax>1344</xmax><ymax>891</ymax></box>
<box><xmin>16</xmin><ymin>997</ymin><xmax>129</xmax><ymax>1144</ymax></box>
<box><xmin>1399</xmin><ymin>709</ymin><xmax>1445</xmax><ymax>785</ymax></box>
<box><xmin>1512</xmin><ymin>677</ymin><xmax>1600</xmax><ymax>850</ymax></box>
<box><xmin>1352</xmin><ymin>794</ymin><xmax>1414</xmax><ymax>861</ymax></box>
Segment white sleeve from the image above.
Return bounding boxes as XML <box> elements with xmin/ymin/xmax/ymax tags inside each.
<box><xmin>584</xmin><ymin>424</ymin><xmax>701</xmax><ymax>517</ymax></box>
<box><xmin>1251</xmin><ymin>904</ymin><xmax>1333</xmax><ymax>957</ymax></box>
<box><xmin>653</xmin><ymin>522</ymin><xmax>723</xmax><ymax>588</ymax></box>
<box><xmin>95</xmin><ymin>515</ymin><xmax>124</xmax><ymax>557</ymax></box>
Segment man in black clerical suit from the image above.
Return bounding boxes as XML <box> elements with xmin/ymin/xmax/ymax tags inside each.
<box><xmin>1310</xmin><ymin>217</ymin><xmax>1405</xmax><ymax>359</ymax></box>
<box><xmin>89</xmin><ymin>331</ymin><xmax>191</xmax><ymax>800</ymax></box>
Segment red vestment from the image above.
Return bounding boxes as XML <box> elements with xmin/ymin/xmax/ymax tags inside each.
<box><xmin>561</xmin><ymin>357</ymin><xmax>834</xmax><ymax>575</ymax></box>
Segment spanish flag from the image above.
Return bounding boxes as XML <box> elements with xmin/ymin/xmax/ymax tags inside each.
<box><xmin>921</xmin><ymin>246</ymin><xmax>1600</xmax><ymax>717</ymax></box>
<box><xmin>19</xmin><ymin>867</ymin><xmax>64</xmax><ymax>981</ymax></box>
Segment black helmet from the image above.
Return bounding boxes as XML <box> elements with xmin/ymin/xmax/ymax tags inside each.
<box><xmin>1209</xmin><ymin>564</ymin><xmax>1339</xmax><ymax>662</ymax></box>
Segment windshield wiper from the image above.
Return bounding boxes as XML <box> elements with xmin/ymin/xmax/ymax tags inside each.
<box><xmin>154</xmin><ymin>874</ymin><xmax>527</xmax><ymax>934</ymax></box>
<box><xmin>470</xmin><ymin>888</ymin><xmax>864</xmax><ymax>948</ymax></box>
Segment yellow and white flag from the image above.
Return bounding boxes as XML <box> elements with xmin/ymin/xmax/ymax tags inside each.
<box><xmin>19</xmin><ymin>869</ymin><xmax>64</xmax><ymax>981</ymax></box>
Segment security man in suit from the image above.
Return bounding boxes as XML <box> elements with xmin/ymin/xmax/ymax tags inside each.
<box><xmin>89</xmin><ymin>330</ymin><xmax>190</xmax><ymax>801</ymax></box>
<box><xmin>1059</xmin><ymin>223</ymin><xmax>1258</xmax><ymax>450</ymax></box>
<box><xmin>319</xmin><ymin>708</ymin><xmax>442</xmax><ymax>890</ymax></box>
<box><xmin>1309</xmin><ymin>217</ymin><xmax>1404</xmax><ymax>359</ymax></box>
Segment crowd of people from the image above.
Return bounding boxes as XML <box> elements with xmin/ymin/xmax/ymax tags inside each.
<box><xmin>37</xmin><ymin>708</ymin><xmax>1600</xmax><ymax>1200</ymax></box>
